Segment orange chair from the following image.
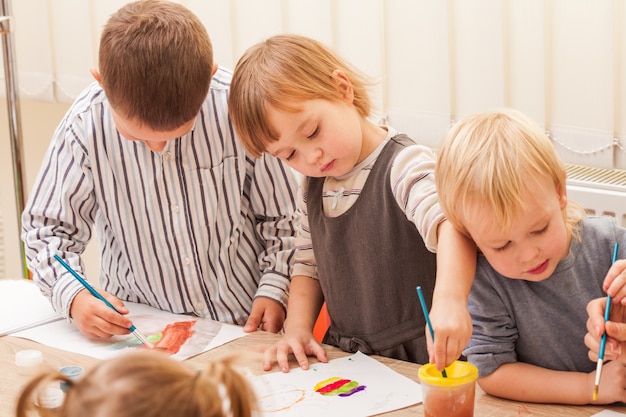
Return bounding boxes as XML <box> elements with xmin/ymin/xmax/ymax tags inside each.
<box><xmin>312</xmin><ymin>302</ymin><xmax>331</xmax><ymax>343</ymax></box>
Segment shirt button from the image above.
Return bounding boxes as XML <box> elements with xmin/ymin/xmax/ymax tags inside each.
<box><xmin>172</xmin><ymin>204</ymin><xmax>180</xmax><ymax>213</ymax></box>
<box><xmin>194</xmin><ymin>302</ymin><xmax>206</xmax><ymax>313</ymax></box>
<box><xmin>184</xmin><ymin>257</ymin><xmax>191</xmax><ymax>265</ymax></box>
<box><xmin>163</xmin><ymin>151</ymin><xmax>172</xmax><ymax>160</ymax></box>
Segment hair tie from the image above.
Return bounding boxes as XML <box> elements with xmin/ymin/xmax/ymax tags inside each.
<box><xmin>217</xmin><ymin>383</ymin><xmax>233</xmax><ymax>417</ymax></box>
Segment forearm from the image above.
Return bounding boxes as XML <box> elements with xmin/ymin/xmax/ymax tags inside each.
<box><xmin>23</xmin><ymin>219</ymin><xmax>89</xmax><ymax>319</ymax></box>
<box><xmin>480</xmin><ymin>362</ymin><xmax>593</xmax><ymax>404</ymax></box>
<box><xmin>433</xmin><ymin>220</ymin><xmax>476</xmax><ymax>304</ymax></box>
<box><xmin>283</xmin><ymin>275</ymin><xmax>324</xmax><ymax>333</ymax></box>
<box><xmin>27</xmin><ymin>248</ymin><xmax>86</xmax><ymax>320</ymax></box>
<box><xmin>255</xmin><ymin>213</ymin><xmax>297</xmax><ymax>298</ymax></box>
<box><xmin>254</xmin><ymin>209</ymin><xmax>297</xmax><ymax>308</ymax></box>
<box><xmin>251</xmin><ymin>157</ymin><xmax>299</xmax><ymax>307</ymax></box>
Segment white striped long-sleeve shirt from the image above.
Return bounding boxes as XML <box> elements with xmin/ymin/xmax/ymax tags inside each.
<box><xmin>22</xmin><ymin>67</ymin><xmax>298</xmax><ymax>325</ymax></box>
<box><xmin>292</xmin><ymin>127</ymin><xmax>444</xmax><ymax>279</ymax></box>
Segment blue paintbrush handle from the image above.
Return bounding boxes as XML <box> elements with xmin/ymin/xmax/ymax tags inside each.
<box><xmin>416</xmin><ymin>286</ymin><xmax>448</xmax><ymax>378</ymax></box>
<box><xmin>53</xmin><ymin>254</ymin><xmax>119</xmax><ymax>312</ymax></box>
<box><xmin>416</xmin><ymin>286</ymin><xmax>435</xmax><ymax>340</ymax></box>
<box><xmin>599</xmin><ymin>243</ymin><xmax>619</xmax><ymax>360</ymax></box>
<box><xmin>598</xmin><ymin>295</ymin><xmax>611</xmax><ymax>360</ymax></box>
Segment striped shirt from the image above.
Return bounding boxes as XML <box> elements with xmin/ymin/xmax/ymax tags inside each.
<box><xmin>22</xmin><ymin>67</ymin><xmax>299</xmax><ymax>325</ymax></box>
<box><xmin>292</xmin><ymin>127</ymin><xmax>444</xmax><ymax>279</ymax></box>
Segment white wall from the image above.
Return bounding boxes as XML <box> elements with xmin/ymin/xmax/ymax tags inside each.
<box><xmin>2</xmin><ymin>0</ymin><xmax>626</xmax><ymax>278</ymax></box>
<box><xmin>4</xmin><ymin>0</ymin><xmax>624</xmax><ymax>165</ymax></box>
<box><xmin>0</xmin><ymin>98</ymin><xmax>100</xmax><ymax>280</ymax></box>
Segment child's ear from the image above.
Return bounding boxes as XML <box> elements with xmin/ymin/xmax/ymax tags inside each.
<box><xmin>558</xmin><ymin>185</ymin><xmax>568</xmax><ymax>209</ymax></box>
<box><xmin>332</xmin><ymin>69</ymin><xmax>354</xmax><ymax>103</ymax></box>
<box><xmin>557</xmin><ymin>169</ymin><xmax>568</xmax><ymax>209</ymax></box>
<box><xmin>90</xmin><ymin>68</ymin><xmax>102</xmax><ymax>85</ymax></box>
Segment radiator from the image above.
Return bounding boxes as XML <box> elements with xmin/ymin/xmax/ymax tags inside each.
<box><xmin>566</xmin><ymin>164</ymin><xmax>626</xmax><ymax>227</ymax></box>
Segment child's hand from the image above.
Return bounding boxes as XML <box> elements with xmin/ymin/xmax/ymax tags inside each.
<box><xmin>603</xmin><ymin>259</ymin><xmax>626</xmax><ymax>304</ymax></box>
<box><xmin>585</xmin><ymin>297</ymin><xmax>626</xmax><ymax>363</ymax></box>
<box><xmin>69</xmin><ymin>289</ymin><xmax>133</xmax><ymax>338</ymax></box>
<box><xmin>588</xmin><ymin>358</ymin><xmax>626</xmax><ymax>404</ymax></box>
<box><xmin>262</xmin><ymin>328</ymin><xmax>328</xmax><ymax>372</ymax></box>
<box><xmin>244</xmin><ymin>297</ymin><xmax>286</xmax><ymax>333</ymax></box>
<box><xmin>428</xmin><ymin>296</ymin><xmax>472</xmax><ymax>370</ymax></box>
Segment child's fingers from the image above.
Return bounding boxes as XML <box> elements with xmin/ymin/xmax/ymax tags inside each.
<box><xmin>605</xmin><ymin>261</ymin><xmax>626</xmax><ymax>296</ymax></box>
<box><xmin>432</xmin><ymin>336</ymin><xmax>449</xmax><ymax>371</ymax></box>
<box><xmin>612</xmin><ymin>282</ymin><xmax>626</xmax><ymax>305</ymax></box>
<box><xmin>586</xmin><ymin>297</ymin><xmax>608</xmax><ymax>337</ymax></box>
<box><xmin>584</xmin><ymin>332</ymin><xmax>600</xmax><ymax>361</ymax></box>
<box><xmin>311</xmin><ymin>344</ymin><xmax>328</xmax><ymax>364</ymax></box>
<box><xmin>606</xmin><ymin>321</ymin><xmax>626</xmax><ymax>352</ymax></box>
<box><xmin>243</xmin><ymin>314</ymin><xmax>262</xmax><ymax>333</ymax></box>
<box><xmin>101</xmin><ymin>291</ymin><xmax>128</xmax><ymax>314</ymax></box>
<box><xmin>445</xmin><ymin>338</ymin><xmax>464</xmax><ymax>368</ymax></box>
<box><xmin>262</xmin><ymin>345</ymin><xmax>278</xmax><ymax>371</ymax></box>
<box><xmin>289</xmin><ymin>343</ymin><xmax>310</xmax><ymax>371</ymax></box>
<box><xmin>433</xmin><ymin>337</ymin><xmax>461</xmax><ymax>370</ymax></box>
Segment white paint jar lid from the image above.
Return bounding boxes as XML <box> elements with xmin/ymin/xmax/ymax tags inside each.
<box><xmin>15</xmin><ymin>349</ymin><xmax>44</xmax><ymax>368</ymax></box>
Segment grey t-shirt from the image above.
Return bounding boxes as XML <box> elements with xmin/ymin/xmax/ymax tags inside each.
<box><xmin>464</xmin><ymin>216</ymin><xmax>626</xmax><ymax>378</ymax></box>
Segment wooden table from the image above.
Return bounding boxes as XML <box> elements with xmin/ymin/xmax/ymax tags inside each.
<box><xmin>1</xmin><ymin>333</ymin><xmax>624</xmax><ymax>417</ymax></box>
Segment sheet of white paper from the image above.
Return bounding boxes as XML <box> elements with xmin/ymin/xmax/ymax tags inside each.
<box><xmin>250</xmin><ymin>351</ymin><xmax>422</xmax><ymax>416</ymax></box>
<box><xmin>592</xmin><ymin>411</ymin><xmax>626</xmax><ymax>416</ymax></box>
<box><xmin>0</xmin><ymin>279</ymin><xmax>62</xmax><ymax>336</ymax></box>
<box><xmin>11</xmin><ymin>301</ymin><xmax>245</xmax><ymax>360</ymax></box>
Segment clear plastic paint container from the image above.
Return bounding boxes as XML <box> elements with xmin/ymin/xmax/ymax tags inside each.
<box><xmin>59</xmin><ymin>365</ymin><xmax>84</xmax><ymax>392</ymax></box>
<box><xmin>418</xmin><ymin>360</ymin><xmax>478</xmax><ymax>417</ymax></box>
<box><xmin>15</xmin><ymin>349</ymin><xmax>44</xmax><ymax>376</ymax></box>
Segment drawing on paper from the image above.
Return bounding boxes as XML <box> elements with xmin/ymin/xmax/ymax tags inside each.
<box><xmin>250</xmin><ymin>352</ymin><xmax>422</xmax><ymax>416</ymax></box>
<box><xmin>257</xmin><ymin>386</ymin><xmax>306</xmax><ymax>412</ymax></box>
<box><xmin>103</xmin><ymin>316</ymin><xmax>221</xmax><ymax>360</ymax></box>
<box><xmin>11</xmin><ymin>301</ymin><xmax>247</xmax><ymax>361</ymax></box>
<box><xmin>314</xmin><ymin>377</ymin><xmax>366</xmax><ymax>397</ymax></box>
<box><xmin>108</xmin><ymin>320</ymin><xmax>197</xmax><ymax>354</ymax></box>
<box><xmin>255</xmin><ymin>375</ymin><xmax>365</xmax><ymax>413</ymax></box>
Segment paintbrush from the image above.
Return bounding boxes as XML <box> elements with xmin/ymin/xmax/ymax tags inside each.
<box><xmin>416</xmin><ymin>286</ymin><xmax>447</xmax><ymax>377</ymax></box>
<box><xmin>593</xmin><ymin>242</ymin><xmax>619</xmax><ymax>401</ymax></box>
<box><xmin>53</xmin><ymin>254</ymin><xmax>154</xmax><ymax>349</ymax></box>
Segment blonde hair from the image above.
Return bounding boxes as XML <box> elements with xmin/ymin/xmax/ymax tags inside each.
<box><xmin>16</xmin><ymin>350</ymin><xmax>258</xmax><ymax>417</ymax></box>
<box><xmin>435</xmin><ymin>108</ymin><xmax>584</xmax><ymax>238</ymax></box>
<box><xmin>99</xmin><ymin>0</ymin><xmax>213</xmax><ymax>130</ymax></box>
<box><xmin>229</xmin><ymin>33</ymin><xmax>373</xmax><ymax>157</ymax></box>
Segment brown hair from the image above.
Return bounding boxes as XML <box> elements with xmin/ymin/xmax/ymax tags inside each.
<box><xmin>99</xmin><ymin>0</ymin><xmax>213</xmax><ymax>131</ymax></box>
<box><xmin>16</xmin><ymin>350</ymin><xmax>258</xmax><ymax>417</ymax></box>
<box><xmin>435</xmin><ymin>108</ymin><xmax>584</xmax><ymax>238</ymax></box>
<box><xmin>229</xmin><ymin>34</ymin><xmax>374</xmax><ymax>157</ymax></box>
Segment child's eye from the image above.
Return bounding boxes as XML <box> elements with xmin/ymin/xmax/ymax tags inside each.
<box><xmin>495</xmin><ymin>242</ymin><xmax>511</xmax><ymax>252</ymax></box>
<box><xmin>533</xmin><ymin>225</ymin><xmax>548</xmax><ymax>235</ymax></box>
<box><xmin>285</xmin><ymin>150</ymin><xmax>296</xmax><ymax>161</ymax></box>
<box><xmin>307</xmin><ymin>127</ymin><xmax>319</xmax><ymax>139</ymax></box>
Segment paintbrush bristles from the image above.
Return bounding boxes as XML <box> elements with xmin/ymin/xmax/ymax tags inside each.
<box><xmin>593</xmin><ymin>358</ymin><xmax>603</xmax><ymax>401</ymax></box>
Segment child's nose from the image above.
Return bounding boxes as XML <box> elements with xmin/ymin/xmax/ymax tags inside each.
<box><xmin>305</xmin><ymin>146</ymin><xmax>322</xmax><ymax>165</ymax></box>
<box><xmin>518</xmin><ymin>242</ymin><xmax>540</xmax><ymax>264</ymax></box>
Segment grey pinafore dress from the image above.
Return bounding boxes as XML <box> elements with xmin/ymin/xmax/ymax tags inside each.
<box><xmin>307</xmin><ymin>134</ymin><xmax>437</xmax><ymax>364</ymax></box>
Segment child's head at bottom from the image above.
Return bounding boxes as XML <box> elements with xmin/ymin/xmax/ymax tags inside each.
<box><xmin>16</xmin><ymin>350</ymin><xmax>258</xmax><ymax>417</ymax></box>
<box><xmin>435</xmin><ymin>108</ymin><xmax>584</xmax><ymax>280</ymax></box>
